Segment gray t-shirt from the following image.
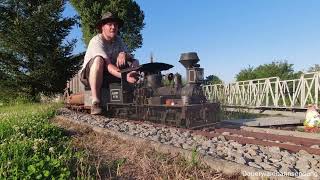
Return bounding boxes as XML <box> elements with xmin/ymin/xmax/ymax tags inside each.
<box><xmin>81</xmin><ymin>34</ymin><xmax>128</xmax><ymax>72</ymax></box>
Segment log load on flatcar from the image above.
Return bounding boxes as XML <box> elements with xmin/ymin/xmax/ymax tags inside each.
<box><xmin>65</xmin><ymin>52</ymin><xmax>220</xmax><ymax>129</ymax></box>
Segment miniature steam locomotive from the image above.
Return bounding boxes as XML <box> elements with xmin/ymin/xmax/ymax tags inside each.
<box><xmin>65</xmin><ymin>52</ymin><xmax>220</xmax><ymax>129</ymax></box>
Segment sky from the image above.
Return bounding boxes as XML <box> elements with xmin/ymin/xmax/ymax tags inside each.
<box><xmin>63</xmin><ymin>0</ymin><xmax>320</xmax><ymax>83</ymax></box>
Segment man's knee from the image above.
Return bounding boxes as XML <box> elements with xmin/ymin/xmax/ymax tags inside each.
<box><xmin>91</xmin><ymin>56</ymin><xmax>105</xmax><ymax>68</ymax></box>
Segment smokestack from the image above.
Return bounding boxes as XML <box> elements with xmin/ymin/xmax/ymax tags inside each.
<box><xmin>179</xmin><ymin>52</ymin><xmax>199</xmax><ymax>68</ymax></box>
<box><xmin>179</xmin><ymin>52</ymin><xmax>203</xmax><ymax>84</ymax></box>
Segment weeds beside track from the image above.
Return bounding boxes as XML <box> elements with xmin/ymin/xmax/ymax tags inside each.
<box><xmin>0</xmin><ymin>103</ymin><xmax>95</xmax><ymax>179</ymax></box>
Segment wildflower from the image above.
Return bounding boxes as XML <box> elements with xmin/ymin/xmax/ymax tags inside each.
<box><xmin>18</xmin><ymin>133</ymin><xmax>25</xmax><ymax>138</ymax></box>
<box><xmin>49</xmin><ymin>147</ymin><xmax>54</xmax><ymax>153</ymax></box>
<box><xmin>34</xmin><ymin>138</ymin><xmax>46</xmax><ymax>145</ymax></box>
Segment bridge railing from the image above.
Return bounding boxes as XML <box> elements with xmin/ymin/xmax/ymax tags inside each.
<box><xmin>203</xmin><ymin>72</ymin><xmax>320</xmax><ymax>109</ymax></box>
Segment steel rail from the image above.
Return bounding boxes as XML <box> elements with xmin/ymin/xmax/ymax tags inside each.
<box><xmin>193</xmin><ymin>130</ymin><xmax>320</xmax><ymax>156</ymax></box>
<box><xmin>214</xmin><ymin>128</ymin><xmax>320</xmax><ymax>147</ymax></box>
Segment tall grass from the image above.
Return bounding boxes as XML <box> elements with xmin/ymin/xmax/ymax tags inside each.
<box><xmin>0</xmin><ymin>103</ymin><xmax>95</xmax><ymax>179</ymax></box>
<box><xmin>220</xmin><ymin>107</ymin><xmax>266</xmax><ymax>120</ymax></box>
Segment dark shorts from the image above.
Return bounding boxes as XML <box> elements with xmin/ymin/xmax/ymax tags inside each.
<box><xmin>80</xmin><ymin>56</ymin><xmax>120</xmax><ymax>89</ymax></box>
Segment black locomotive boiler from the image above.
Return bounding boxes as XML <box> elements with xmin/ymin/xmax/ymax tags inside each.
<box><xmin>65</xmin><ymin>52</ymin><xmax>220</xmax><ymax>129</ymax></box>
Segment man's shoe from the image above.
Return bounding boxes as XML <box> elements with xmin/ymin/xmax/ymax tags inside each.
<box><xmin>91</xmin><ymin>102</ymin><xmax>102</xmax><ymax>115</ymax></box>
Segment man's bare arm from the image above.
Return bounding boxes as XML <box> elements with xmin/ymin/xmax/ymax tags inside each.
<box><xmin>107</xmin><ymin>63</ymin><xmax>121</xmax><ymax>78</ymax></box>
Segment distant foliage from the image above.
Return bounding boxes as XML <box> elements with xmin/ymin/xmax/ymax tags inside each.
<box><xmin>70</xmin><ymin>0</ymin><xmax>145</xmax><ymax>52</ymax></box>
<box><xmin>205</xmin><ymin>75</ymin><xmax>222</xmax><ymax>85</ymax></box>
<box><xmin>235</xmin><ymin>66</ymin><xmax>256</xmax><ymax>81</ymax></box>
<box><xmin>308</xmin><ymin>64</ymin><xmax>320</xmax><ymax>72</ymax></box>
<box><xmin>0</xmin><ymin>0</ymin><xmax>81</xmax><ymax>100</ymax></box>
<box><xmin>236</xmin><ymin>61</ymin><xmax>302</xmax><ymax>81</ymax></box>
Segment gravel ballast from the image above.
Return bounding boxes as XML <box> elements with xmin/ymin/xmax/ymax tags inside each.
<box><xmin>57</xmin><ymin>108</ymin><xmax>320</xmax><ymax>179</ymax></box>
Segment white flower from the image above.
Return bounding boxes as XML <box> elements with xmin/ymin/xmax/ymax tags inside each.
<box><xmin>49</xmin><ymin>147</ymin><xmax>54</xmax><ymax>153</ymax></box>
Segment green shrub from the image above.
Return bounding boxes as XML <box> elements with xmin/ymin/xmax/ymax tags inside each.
<box><xmin>0</xmin><ymin>89</ymin><xmax>38</xmax><ymax>106</ymax></box>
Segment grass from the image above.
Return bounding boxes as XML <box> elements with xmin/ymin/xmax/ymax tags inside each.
<box><xmin>220</xmin><ymin>108</ymin><xmax>266</xmax><ymax>120</ymax></box>
<box><xmin>190</xmin><ymin>148</ymin><xmax>199</xmax><ymax>167</ymax></box>
<box><xmin>0</xmin><ymin>103</ymin><xmax>97</xmax><ymax>179</ymax></box>
<box><xmin>0</xmin><ymin>102</ymin><xmax>244</xmax><ymax>179</ymax></box>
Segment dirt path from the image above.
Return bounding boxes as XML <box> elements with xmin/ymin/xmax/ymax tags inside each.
<box><xmin>52</xmin><ymin>117</ymin><xmax>244</xmax><ymax>180</ymax></box>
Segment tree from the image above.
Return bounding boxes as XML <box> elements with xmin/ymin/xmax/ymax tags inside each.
<box><xmin>235</xmin><ymin>61</ymin><xmax>301</xmax><ymax>81</ymax></box>
<box><xmin>235</xmin><ymin>66</ymin><xmax>256</xmax><ymax>81</ymax></box>
<box><xmin>0</xmin><ymin>0</ymin><xmax>80</xmax><ymax>100</ymax></box>
<box><xmin>205</xmin><ymin>75</ymin><xmax>223</xmax><ymax>85</ymax></box>
<box><xmin>70</xmin><ymin>0</ymin><xmax>145</xmax><ymax>52</ymax></box>
<box><xmin>308</xmin><ymin>64</ymin><xmax>320</xmax><ymax>72</ymax></box>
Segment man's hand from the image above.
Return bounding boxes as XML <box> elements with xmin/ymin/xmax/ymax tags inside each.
<box><xmin>126</xmin><ymin>71</ymin><xmax>139</xmax><ymax>84</ymax></box>
<box><xmin>116</xmin><ymin>52</ymin><xmax>126</xmax><ymax>67</ymax></box>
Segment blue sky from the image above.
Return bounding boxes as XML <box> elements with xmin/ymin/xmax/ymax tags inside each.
<box><xmin>64</xmin><ymin>0</ymin><xmax>320</xmax><ymax>82</ymax></box>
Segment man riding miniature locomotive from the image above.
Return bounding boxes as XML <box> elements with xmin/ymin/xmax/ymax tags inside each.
<box><xmin>71</xmin><ymin>11</ymin><xmax>220</xmax><ymax>128</ymax></box>
<box><xmin>80</xmin><ymin>12</ymin><xmax>139</xmax><ymax>115</ymax></box>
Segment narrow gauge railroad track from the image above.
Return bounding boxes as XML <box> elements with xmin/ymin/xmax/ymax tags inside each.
<box><xmin>259</xmin><ymin>125</ymin><xmax>320</xmax><ymax>133</ymax></box>
<box><xmin>109</xmin><ymin>116</ymin><xmax>320</xmax><ymax>156</ymax></box>
<box><xmin>66</xmin><ymin>106</ymin><xmax>320</xmax><ymax>156</ymax></box>
<box><xmin>193</xmin><ymin>128</ymin><xmax>320</xmax><ymax>156</ymax></box>
<box><xmin>133</xmin><ymin>120</ymin><xmax>320</xmax><ymax>156</ymax></box>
